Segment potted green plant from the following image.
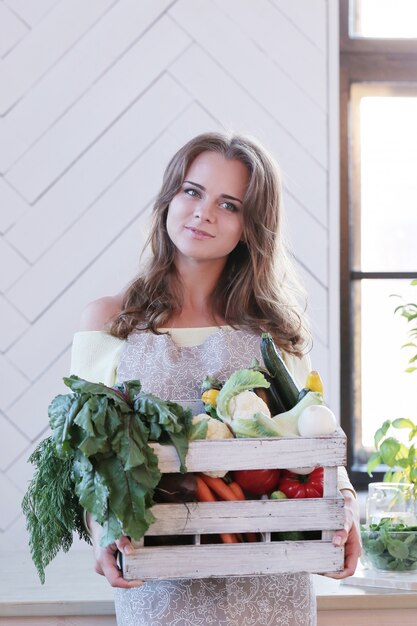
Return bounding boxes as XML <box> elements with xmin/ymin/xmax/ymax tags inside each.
<box><xmin>363</xmin><ymin>280</ymin><xmax>417</xmax><ymax>572</ymax></box>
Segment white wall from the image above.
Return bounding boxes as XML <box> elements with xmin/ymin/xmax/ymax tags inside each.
<box><xmin>0</xmin><ymin>0</ymin><xmax>339</xmax><ymax>550</ymax></box>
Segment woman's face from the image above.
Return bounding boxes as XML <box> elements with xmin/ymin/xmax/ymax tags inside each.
<box><xmin>166</xmin><ymin>151</ymin><xmax>249</xmax><ymax>267</ymax></box>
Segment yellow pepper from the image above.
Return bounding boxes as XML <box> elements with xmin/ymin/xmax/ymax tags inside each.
<box><xmin>304</xmin><ymin>370</ymin><xmax>324</xmax><ymax>395</ymax></box>
<box><xmin>201</xmin><ymin>389</ymin><xmax>220</xmax><ymax>407</ymax></box>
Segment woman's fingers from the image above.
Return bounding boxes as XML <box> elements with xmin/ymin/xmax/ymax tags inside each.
<box><xmin>98</xmin><ymin>547</ymin><xmax>144</xmax><ymax>588</ymax></box>
<box><xmin>324</xmin><ymin>493</ymin><xmax>362</xmax><ymax>579</ymax></box>
<box><xmin>116</xmin><ymin>535</ymin><xmax>134</xmax><ymax>556</ymax></box>
<box><xmin>93</xmin><ymin>535</ymin><xmax>144</xmax><ymax>588</ymax></box>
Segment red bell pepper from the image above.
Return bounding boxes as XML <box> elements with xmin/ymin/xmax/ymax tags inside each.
<box><xmin>278</xmin><ymin>467</ymin><xmax>324</xmax><ymax>498</ymax></box>
<box><xmin>232</xmin><ymin>469</ymin><xmax>281</xmax><ymax>496</ymax></box>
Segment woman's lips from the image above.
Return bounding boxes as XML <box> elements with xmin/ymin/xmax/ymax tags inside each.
<box><xmin>185</xmin><ymin>226</ymin><xmax>214</xmax><ymax>239</ymax></box>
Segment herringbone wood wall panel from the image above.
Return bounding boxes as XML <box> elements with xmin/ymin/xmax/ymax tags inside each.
<box><xmin>0</xmin><ymin>0</ymin><xmax>335</xmax><ymax>551</ymax></box>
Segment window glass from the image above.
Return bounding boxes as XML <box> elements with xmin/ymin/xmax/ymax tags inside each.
<box><xmin>352</xmin><ymin>0</ymin><xmax>417</xmax><ymax>38</ymax></box>
<box><xmin>359</xmin><ymin>94</ymin><xmax>417</xmax><ymax>271</ymax></box>
<box><xmin>356</xmin><ymin>279</ymin><xmax>417</xmax><ymax>454</ymax></box>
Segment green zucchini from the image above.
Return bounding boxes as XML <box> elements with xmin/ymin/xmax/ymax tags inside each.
<box><xmin>255</xmin><ymin>372</ymin><xmax>287</xmax><ymax>415</ymax></box>
<box><xmin>260</xmin><ymin>333</ymin><xmax>300</xmax><ymax>411</ymax></box>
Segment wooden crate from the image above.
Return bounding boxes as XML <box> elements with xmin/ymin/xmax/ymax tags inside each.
<box><xmin>122</xmin><ymin>428</ymin><xmax>346</xmax><ymax>581</ymax></box>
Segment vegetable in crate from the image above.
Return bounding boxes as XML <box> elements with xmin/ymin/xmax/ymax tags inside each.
<box><xmin>190</xmin><ymin>413</ymin><xmax>234</xmax><ymax>477</ymax></box>
<box><xmin>21</xmin><ymin>376</ymin><xmax>191</xmax><ymax>583</ymax></box>
<box><xmin>260</xmin><ymin>332</ymin><xmax>300</xmax><ymax>410</ymax></box>
<box><xmin>278</xmin><ymin>467</ymin><xmax>324</xmax><ymax>498</ymax></box>
<box><xmin>215</xmin><ymin>366</ymin><xmax>327</xmax><ymax>438</ymax></box>
<box><xmin>201</xmin><ymin>375</ymin><xmax>223</xmax><ymax>419</ymax></box>
<box><xmin>233</xmin><ymin>469</ymin><xmax>281</xmax><ymax>496</ymax></box>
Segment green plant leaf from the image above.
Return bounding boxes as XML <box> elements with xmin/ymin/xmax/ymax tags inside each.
<box><xmin>405</xmin><ymin>367</ymin><xmax>417</xmax><ymax>373</ymax></box>
<box><xmin>374</xmin><ymin>420</ymin><xmax>391</xmax><ymax>448</ymax></box>
<box><xmin>367</xmin><ymin>452</ymin><xmax>382</xmax><ymax>475</ymax></box>
<box><xmin>396</xmin><ymin>458</ymin><xmax>411</xmax><ymax>469</ymax></box>
<box><xmin>99</xmin><ymin>455</ymin><xmax>158</xmax><ymax>542</ymax></box>
<box><xmin>189</xmin><ymin>417</ymin><xmax>209</xmax><ymax>441</ymax></box>
<box><xmin>216</xmin><ymin>368</ymin><xmax>269</xmax><ymax>420</ymax></box>
<box><xmin>392</xmin><ymin>418</ymin><xmax>415</xmax><ymax>430</ymax></box>
<box><xmin>379</xmin><ymin>437</ymin><xmax>401</xmax><ymax>466</ymax></box>
<box><xmin>100</xmin><ymin>508</ymin><xmax>123</xmax><ymax>547</ymax></box>
<box><xmin>72</xmin><ymin>451</ymin><xmax>109</xmax><ymax>525</ymax></box>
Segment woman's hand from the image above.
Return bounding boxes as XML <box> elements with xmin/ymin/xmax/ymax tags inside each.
<box><xmin>87</xmin><ymin>514</ymin><xmax>144</xmax><ymax>588</ymax></box>
<box><xmin>325</xmin><ymin>489</ymin><xmax>362</xmax><ymax>579</ymax></box>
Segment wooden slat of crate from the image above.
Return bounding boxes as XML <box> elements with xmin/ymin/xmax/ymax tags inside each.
<box><xmin>123</xmin><ymin>541</ymin><xmax>344</xmax><ymax>580</ymax></box>
<box><xmin>151</xmin><ymin>429</ymin><xmax>346</xmax><ymax>473</ymax></box>
<box><xmin>146</xmin><ymin>497</ymin><xmax>345</xmax><ymax>535</ymax></box>
<box><xmin>122</xmin><ymin>432</ymin><xmax>347</xmax><ymax>579</ymax></box>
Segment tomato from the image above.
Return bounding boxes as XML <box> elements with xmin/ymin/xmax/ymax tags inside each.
<box><xmin>278</xmin><ymin>467</ymin><xmax>323</xmax><ymax>498</ymax></box>
<box><xmin>232</xmin><ymin>469</ymin><xmax>281</xmax><ymax>496</ymax></box>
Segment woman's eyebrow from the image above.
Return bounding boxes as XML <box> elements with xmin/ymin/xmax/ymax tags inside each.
<box><xmin>184</xmin><ymin>180</ymin><xmax>243</xmax><ymax>204</ymax></box>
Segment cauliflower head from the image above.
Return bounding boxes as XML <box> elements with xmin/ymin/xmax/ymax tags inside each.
<box><xmin>192</xmin><ymin>414</ymin><xmax>234</xmax><ymax>439</ymax></box>
<box><xmin>228</xmin><ymin>390</ymin><xmax>271</xmax><ymax>420</ymax></box>
<box><xmin>192</xmin><ymin>414</ymin><xmax>233</xmax><ymax>477</ymax></box>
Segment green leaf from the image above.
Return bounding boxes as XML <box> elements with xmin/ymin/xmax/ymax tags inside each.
<box><xmin>374</xmin><ymin>420</ymin><xmax>391</xmax><ymax>448</ymax></box>
<box><xmin>392</xmin><ymin>418</ymin><xmax>415</xmax><ymax>430</ymax></box>
<box><xmin>48</xmin><ymin>394</ymin><xmax>84</xmax><ymax>454</ymax></box>
<box><xmin>189</xmin><ymin>417</ymin><xmax>209</xmax><ymax>441</ymax></box>
<box><xmin>100</xmin><ymin>508</ymin><xmax>123</xmax><ymax>547</ymax></box>
<box><xmin>117</xmin><ymin>380</ymin><xmax>142</xmax><ymax>403</ymax></box>
<box><xmin>386</xmin><ymin>537</ymin><xmax>410</xmax><ymax>560</ymax></box>
<box><xmin>63</xmin><ymin>376</ymin><xmax>132</xmax><ymax>410</ymax></box>
<box><xmin>201</xmin><ymin>375</ymin><xmax>222</xmax><ymax>392</ymax></box>
<box><xmin>72</xmin><ymin>452</ymin><xmax>108</xmax><ymax>525</ymax></box>
<box><xmin>379</xmin><ymin>437</ymin><xmax>401</xmax><ymax>466</ymax></box>
<box><xmin>367</xmin><ymin>452</ymin><xmax>382</xmax><ymax>475</ymax></box>
<box><xmin>99</xmin><ymin>456</ymin><xmax>158</xmax><ymax>542</ymax></box>
<box><xmin>396</xmin><ymin>458</ymin><xmax>411</xmax><ymax>469</ymax></box>
<box><xmin>116</xmin><ymin>413</ymin><xmax>149</xmax><ymax>471</ymax></box>
<box><xmin>405</xmin><ymin>367</ymin><xmax>417</xmax><ymax>373</ymax></box>
<box><xmin>216</xmin><ymin>369</ymin><xmax>270</xmax><ymax>420</ymax></box>
<box><xmin>134</xmin><ymin>394</ymin><xmax>191</xmax><ymax>473</ymax></box>
<box><xmin>401</xmin><ymin>342</ymin><xmax>417</xmax><ymax>349</ymax></box>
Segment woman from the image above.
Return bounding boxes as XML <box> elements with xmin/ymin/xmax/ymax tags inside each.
<box><xmin>71</xmin><ymin>132</ymin><xmax>360</xmax><ymax>625</ymax></box>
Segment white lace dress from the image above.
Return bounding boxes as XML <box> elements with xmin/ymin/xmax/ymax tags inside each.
<box><xmin>113</xmin><ymin>327</ymin><xmax>317</xmax><ymax>626</ymax></box>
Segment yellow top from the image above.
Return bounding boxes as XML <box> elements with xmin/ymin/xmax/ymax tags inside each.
<box><xmin>70</xmin><ymin>328</ymin><xmax>354</xmax><ymax>495</ymax></box>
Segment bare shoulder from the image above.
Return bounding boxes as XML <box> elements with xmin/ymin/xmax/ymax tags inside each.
<box><xmin>79</xmin><ymin>295</ymin><xmax>123</xmax><ymax>331</ymax></box>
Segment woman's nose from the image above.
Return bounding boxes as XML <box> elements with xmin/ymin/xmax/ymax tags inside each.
<box><xmin>194</xmin><ymin>200</ymin><xmax>215</xmax><ymax>222</ymax></box>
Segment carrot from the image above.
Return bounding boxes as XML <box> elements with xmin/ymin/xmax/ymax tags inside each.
<box><xmin>245</xmin><ymin>532</ymin><xmax>258</xmax><ymax>542</ymax></box>
<box><xmin>228</xmin><ymin>481</ymin><xmax>245</xmax><ymax>500</ymax></box>
<box><xmin>196</xmin><ymin>477</ymin><xmax>240</xmax><ymax>543</ymax></box>
<box><xmin>200</xmin><ymin>475</ymin><xmax>238</xmax><ymax>501</ymax></box>
<box><xmin>220</xmin><ymin>533</ymin><xmax>239</xmax><ymax>543</ymax></box>
<box><xmin>196</xmin><ymin>476</ymin><xmax>217</xmax><ymax>502</ymax></box>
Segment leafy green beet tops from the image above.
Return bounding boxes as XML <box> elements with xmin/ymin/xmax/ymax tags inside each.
<box><xmin>22</xmin><ymin>376</ymin><xmax>192</xmax><ymax>583</ymax></box>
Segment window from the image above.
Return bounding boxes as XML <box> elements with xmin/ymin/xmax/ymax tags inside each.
<box><xmin>340</xmin><ymin>0</ymin><xmax>417</xmax><ymax>488</ymax></box>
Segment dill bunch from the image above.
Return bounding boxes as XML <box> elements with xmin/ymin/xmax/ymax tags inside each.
<box><xmin>22</xmin><ymin>437</ymin><xmax>90</xmax><ymax>584</ymax></box>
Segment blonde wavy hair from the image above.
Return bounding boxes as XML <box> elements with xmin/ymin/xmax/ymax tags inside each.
<box><xmin>110</xmin><ymin>131</ymin><xmax>311</xmax><ymax>356</ymax></box>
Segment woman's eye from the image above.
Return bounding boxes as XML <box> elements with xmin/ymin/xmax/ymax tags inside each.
<box><xmin>221</xmin><ymin>201</ymin><xmax>238</xmax><ymax>212</ymax></box>
<box><xmin>184</xmin><ymin>187</ymin><xmax>199</xmax><ymax>197</ymax></box>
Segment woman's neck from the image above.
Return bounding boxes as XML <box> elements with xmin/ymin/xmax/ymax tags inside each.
<box><xmin>167</xmin><ymin>257</ymin><xmax>227</xmax><ymax>328</ymax></box>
